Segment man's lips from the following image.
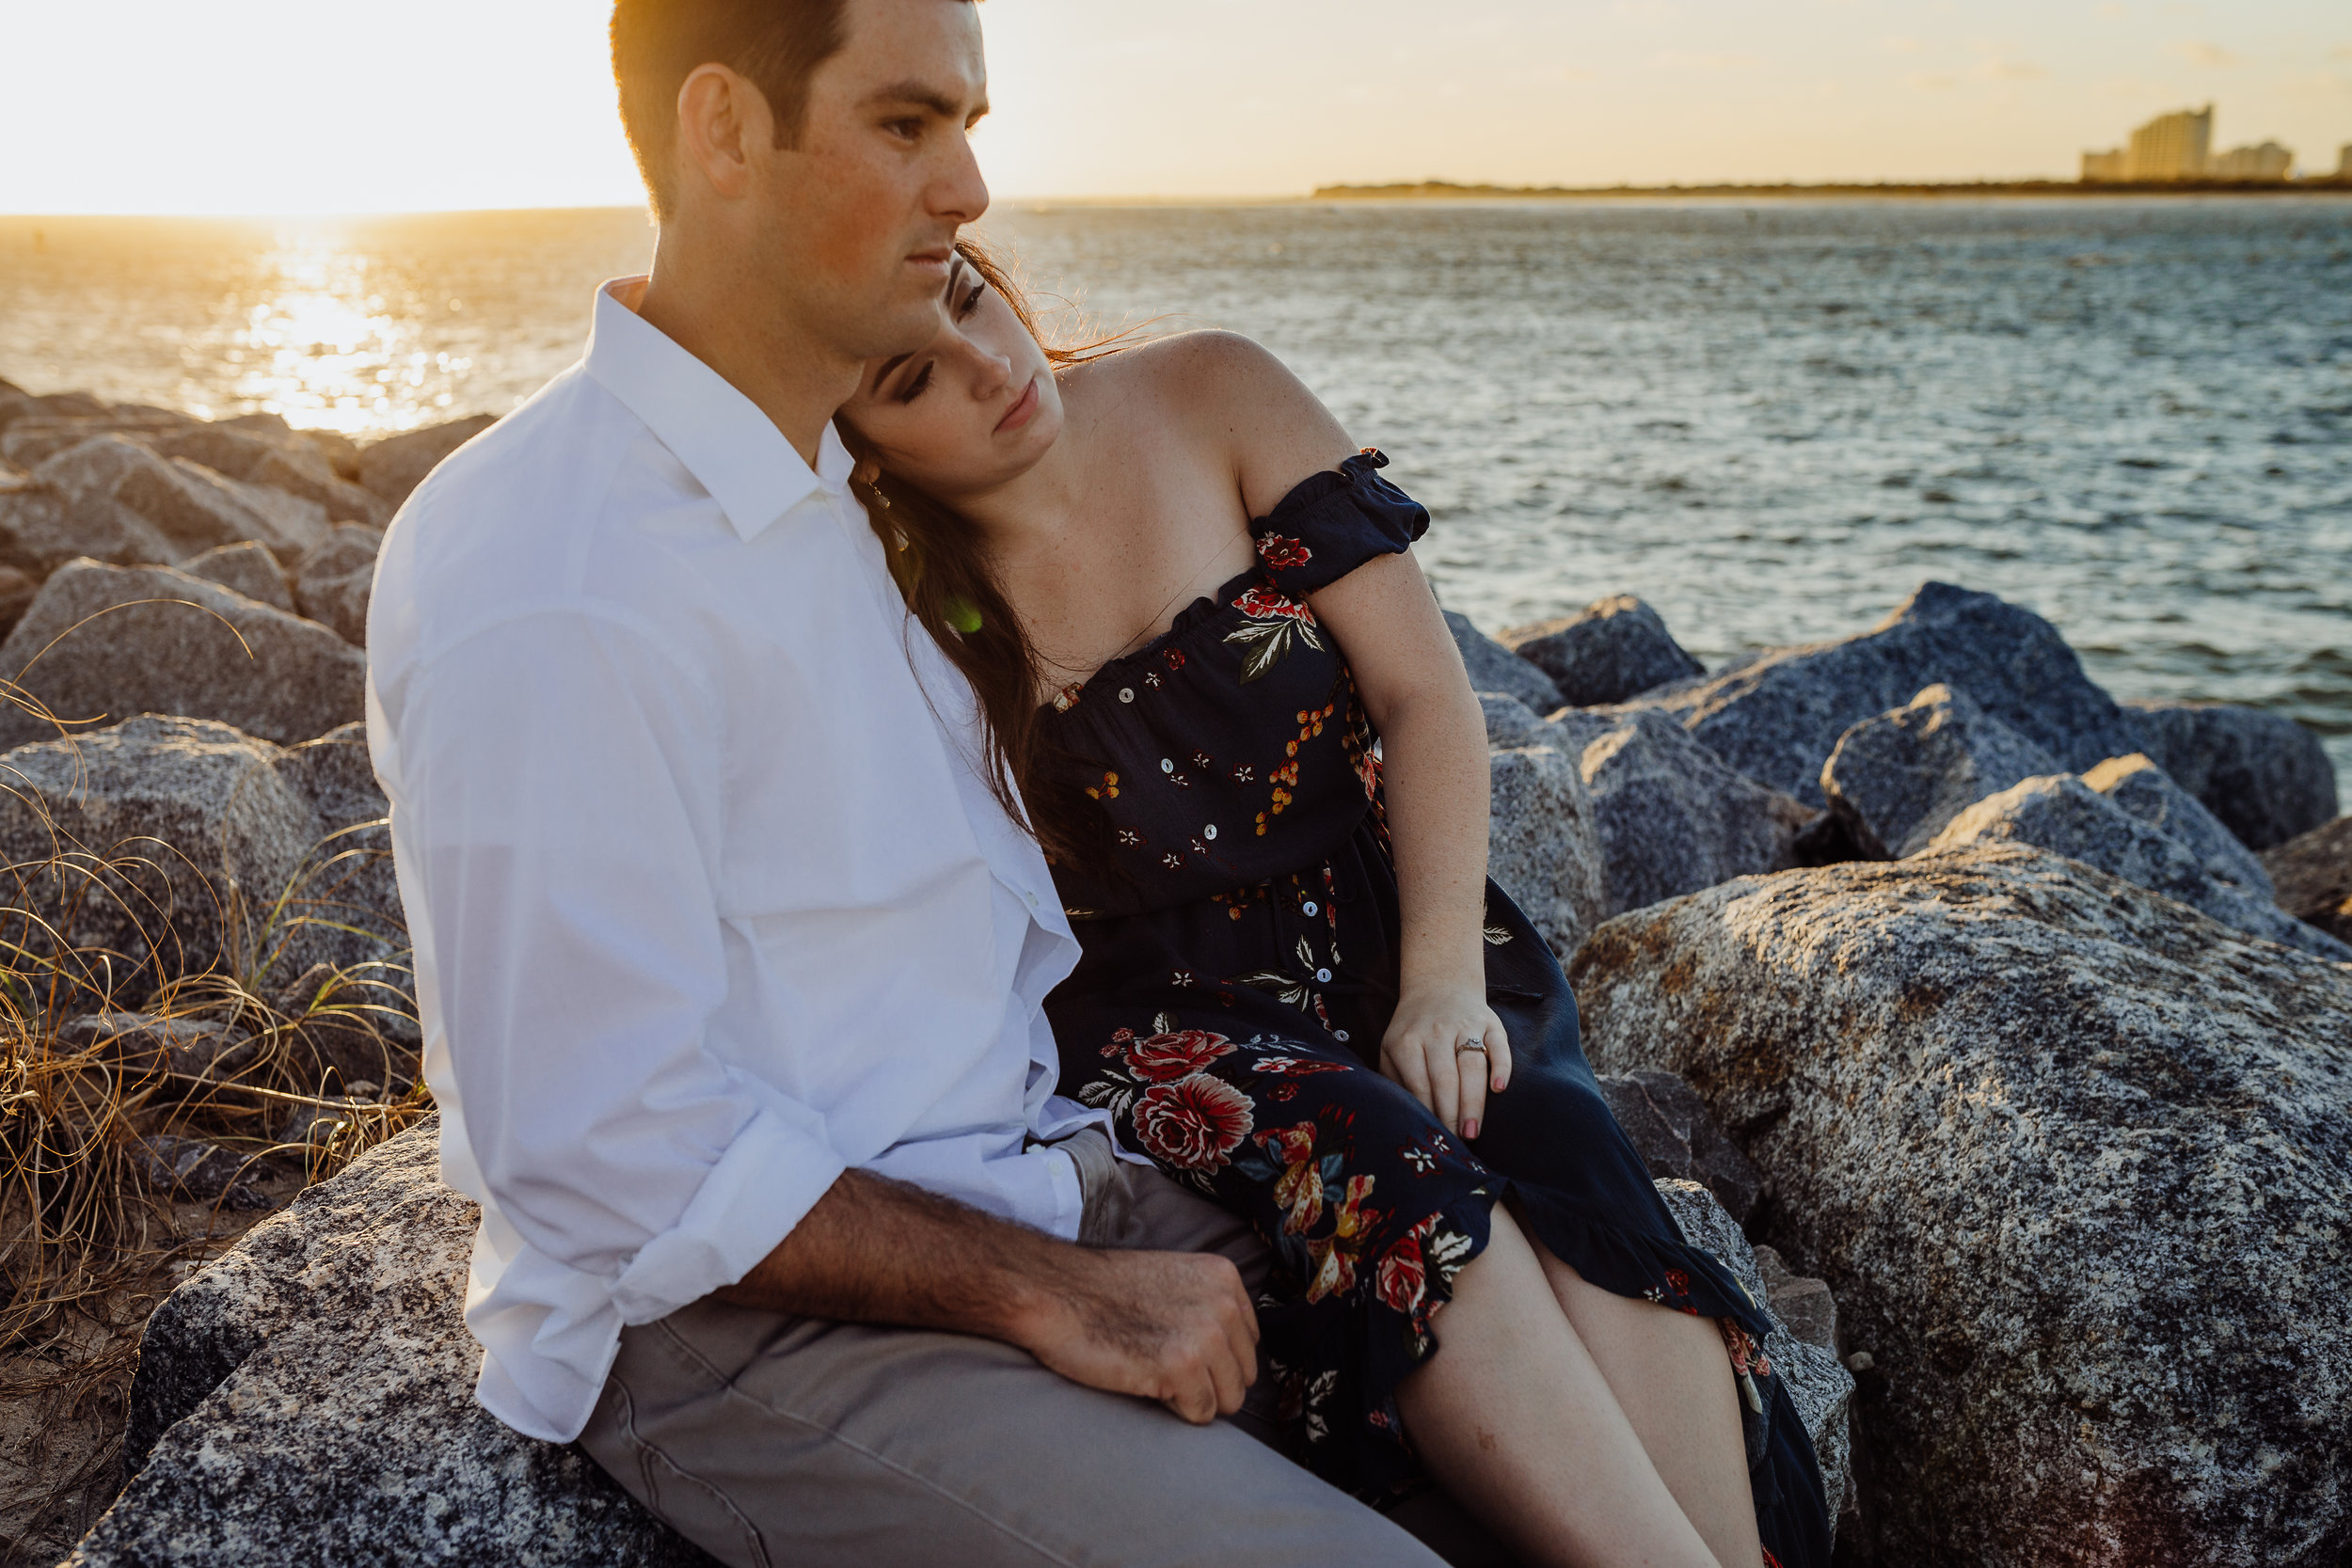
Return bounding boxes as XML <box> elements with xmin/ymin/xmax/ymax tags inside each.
<box><xmin>908</xmin><ymin>247</ymin><xmax>953</xmax><ymax>273</ymax></box>
<box><xmin>994</xmin><ymin>375</ymin><xmax>1041</xmax><ymax>435</ymax></box>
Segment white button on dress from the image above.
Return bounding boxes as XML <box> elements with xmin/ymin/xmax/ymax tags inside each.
<box><xmin>1203</xmin><ymin>825</ymin><xmax>1218</xmax><ymax>840</ymax></box>
<box><xmin>1315</xmin><ymin>967</ymin><xmax>1333</xmax><ymax>983</ymax></box>
<box><xmin>1301</xmin><ymin>900</ymin><xmax>1319</xmax><ymax>915</ymax></box>
<box><xmin>1119</xmin><ymin>688</ymin><xmax>1135</xmax><ymax>704</ymax></box>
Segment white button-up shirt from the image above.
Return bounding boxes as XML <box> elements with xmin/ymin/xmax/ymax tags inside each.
<box><xmin>366</xmin><ymin>278</ymin><xmax>1098</xmax><ymax>1444</ymax></box>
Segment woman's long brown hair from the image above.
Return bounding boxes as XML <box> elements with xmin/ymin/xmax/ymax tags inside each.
<box><xmin>840</xmin><ymin>239</ymin><xmax>1136</xmax><ymax>869</ymax></box>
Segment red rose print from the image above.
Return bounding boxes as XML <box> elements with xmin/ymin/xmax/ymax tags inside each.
<box><xmin>1123</xmin><ymin>1028</ymin><xmax>1236</xmax><ymax>1083</ymax></box>
<box><xmin>1376</xmin><ymin>1230</ymin><xmax>1427</xmax><ymax>1316</ymax></box>
<box><xmin>1132</xmin><ymin>1073</ymin><xmax>1255</xmax><ymax>1170</ymax></box>
<box><xmin>1232</xmin><ymin>587</ymin><xmax>1313</xmax><ymax>623</ymax></box>
<box><xmin>1256</xmin><ymin>533</ymin><xmax>1312</xmax><ymax>570</ymax></box>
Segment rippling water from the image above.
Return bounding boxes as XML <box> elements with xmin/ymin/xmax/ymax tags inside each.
<box><xmin>2</xmin><ymin>199</ymin><xmax>2346</xmax><ymax>782</ymax></box>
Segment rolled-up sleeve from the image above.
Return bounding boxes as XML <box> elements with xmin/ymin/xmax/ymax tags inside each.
<box><xmin>399</xmin><ymin>610</ymin><xmax>845</xmax><ymax>1338</ymax></box>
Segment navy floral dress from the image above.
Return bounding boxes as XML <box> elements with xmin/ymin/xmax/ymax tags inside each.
<box><xmin>1040</xmin><ymin>451</ymin><xmax>1831</xmax><ymax>1565</ymax></box>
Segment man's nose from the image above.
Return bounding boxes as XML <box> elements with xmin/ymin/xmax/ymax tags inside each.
<box><xmin>933</xmin><ymin>126</ymin><xmax>990</xmax><ymax>229</ymax></box>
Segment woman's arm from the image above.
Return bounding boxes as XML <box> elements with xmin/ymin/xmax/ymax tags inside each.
<box><xmin>1309</xmin><ymin>552</ymin><xmax>1512</xmax><ymax>1138</ymax></box>
<box><xmin>1164</xmin><ymin>333</ymin><xmax>1510</xmax><ymax>1134</ymax></box>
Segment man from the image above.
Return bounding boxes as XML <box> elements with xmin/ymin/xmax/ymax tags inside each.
<box><xmin>367</xmin><ymin>1</ymin><xmax>1455</xmax><ymax>1562</ymax></box>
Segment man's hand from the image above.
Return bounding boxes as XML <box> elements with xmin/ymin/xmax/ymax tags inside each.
<box><xmin>712</xmin><ymin>1167</ymin><xmax>1256</xmax><ymax>1423</ymax></box>
<box><xmin>1010</xmin><ymin>1246</ymin><xmax>1260</xmax><ymax>1424</ymax></box>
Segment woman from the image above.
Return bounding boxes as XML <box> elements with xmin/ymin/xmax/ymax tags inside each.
<box><xmin>839</xmin><ymin>242</ymin><xmax>1831</xmax><ymax>1568</ymax></box>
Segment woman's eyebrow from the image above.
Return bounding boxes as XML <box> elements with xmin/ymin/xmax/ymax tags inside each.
<box><xmin>868</xmin><ymin>259</ymin><xmax>970</xmax><ymax>393</ymax></box>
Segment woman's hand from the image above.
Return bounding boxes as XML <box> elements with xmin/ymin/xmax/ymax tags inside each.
<box><xmin>1378</xmin><ymin>981</ymin><xmax>1512</xmax><ymax>1140</ymax></box>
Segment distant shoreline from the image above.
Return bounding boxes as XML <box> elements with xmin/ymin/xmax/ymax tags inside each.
<box><xmin>1311</xmin><ymin>179</ymin><xmax>2352</xmax><ymax>201</ymax></box>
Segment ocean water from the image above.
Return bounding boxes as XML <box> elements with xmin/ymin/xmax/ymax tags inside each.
<box><xmin>2</xmin><ymin>199</ymin><xmax>2347</xmax><ymax>783</ymax></box>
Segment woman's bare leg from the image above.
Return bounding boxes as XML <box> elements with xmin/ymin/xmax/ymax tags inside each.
<box><xmin>1532</xmin><ymin>1242</ymin><xmax>1763</xmax><ymax>1568</ymax></box>
<box><xmin>1394</xmin><ymin>1206</ymin><xmax>1726</xmax><ymax>1568</ymax></box>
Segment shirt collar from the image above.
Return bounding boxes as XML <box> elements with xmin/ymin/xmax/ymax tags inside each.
<box><xmin>582</xmin><ymin>277</ymin><xmax>856</xmax><ymax>543</ymax></box>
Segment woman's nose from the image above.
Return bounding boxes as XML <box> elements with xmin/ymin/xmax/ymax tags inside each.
<box><xmin>961</xmin><ymin>341</ymin><xmax>1013</xmax><ymax>400</ymax></box>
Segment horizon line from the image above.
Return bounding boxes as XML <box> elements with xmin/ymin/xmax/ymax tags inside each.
<box><xmin>8</xmin><ymin>175</ymin><xmax>2348</xmax><ymax>221</ymax></box>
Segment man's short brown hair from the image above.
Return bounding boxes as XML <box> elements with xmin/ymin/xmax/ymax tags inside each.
<box><xmin>610</xmin><ymin>0</ymin><xmax>851</xmax><ymax>219</ymax></box>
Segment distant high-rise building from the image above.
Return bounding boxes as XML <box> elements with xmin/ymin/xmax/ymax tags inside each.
<box><xmin>2340</xmin><ymin>144</ymin><xmax>2352</xmax><ymax>181</ymax></box>
<box><xmin>2126</xmin><ymin>106</ymin><xmax>2213</xmax><ymax>180</ymax></box>
<box><xmin>2207</xmin><ymin>141</ymin><xmax>2293</xmax><ymax>181</ymax></box>
<box><xmin>2081</xmin><ymin>149</ymin><xmax>2126</xmax><ymax>182</ymax></box>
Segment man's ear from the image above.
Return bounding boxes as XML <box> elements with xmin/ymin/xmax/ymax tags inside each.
<box><xmin>673</xmin><ymin>63</ymin><xmax>776</xmax><ymax>203</ymax></box>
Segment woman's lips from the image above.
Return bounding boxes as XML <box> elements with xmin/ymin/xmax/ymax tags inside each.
<box><xmin>994</xmin><ymin>375</ymin><xmax>1041</xmax><ymax>435</ymax></box>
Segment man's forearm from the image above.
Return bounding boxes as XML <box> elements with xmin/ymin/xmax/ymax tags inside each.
<box><xmin>712</xmin><ymin>1167</ymin><xmax>1057</xmax><ymax>1339</ymax></box>
<box><xmin>707</xmin><ymin>1164</ymin><xmax>1262</xmax><ymax>1424</ymax></box>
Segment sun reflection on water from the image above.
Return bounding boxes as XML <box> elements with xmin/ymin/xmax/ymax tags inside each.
<box><xmin>220</xmin><ymin>238</ymin><xmax>471</xmax><ymax>436</ymax></box>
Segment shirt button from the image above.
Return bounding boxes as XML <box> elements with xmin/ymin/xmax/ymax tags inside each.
<box><xmin>1315</xmin><ymin>967</ymin><xmax>1333</xmax><ymax>983</ymax></box>
<box><xmin>1023</xmin><ymin>890</ymin><xmax>1038</xmax><ymax>909</ymax></box>
<box><xmin>1203</xmin><ymin>824</ymin><xmax>1218</xmax><ymax>840</ymax></box>
<box><xmin>1301</xmin><ymin>900</ymin><xmax>1319</xmax><ymax>915</ymax></box>
<box><xmin>1119</xmin><ymin>688</ymin><xmax>1135</xmax><ymax>704</ymax></box>
<box><xmin>1161</xmin><ymin>758</ymin><xmax>1174</xmax><ymax>772</ymax></box>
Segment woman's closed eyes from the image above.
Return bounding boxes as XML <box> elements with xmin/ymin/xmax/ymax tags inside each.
<box><xmin>897</xmin><ymin>277</ymin><xmax>992</xmax><ymax>404</ymax></box>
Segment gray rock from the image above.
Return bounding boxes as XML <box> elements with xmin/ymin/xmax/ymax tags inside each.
<box><xmin>2083</xmin><ymin>752</ymin><xmax>2274</xmax><ymax>901</ymax></box>
<box><xmin>1477</xmin><ymin>691</ymin><xmax>1551</xmax><ymax>751</ymax></box>
<box><xmin>0</xmin><ymin>409</ymin><xmax>197</xmax><ymax>469</ymax></box>
<box><xmin>1928</xmin><ymin>769</ymin><xmax>2352</xmax><ymax>961</ymax></box>
<box><xmin>2262</xmin><ymin>815</ymin><xmax>2352</xmax><ymax>947</ymax></box>
<box><xmin>1653</xmin><ymin>1180</ymin><xmax>1854</xmax><ymax>1531</ymax></box>
<box><xmin>148</xmin><ymin>422</ymin><xmax>387</xmax><ymax>527</ymax></box>
<box><xmin>1751</xmin><ymin>1245</ymin><xmax>1838</xmax><ymax>1354</ymax></box>
<box><xmin>1487</xmin><ymin>741</ymin><xmax>1609</xmax><ymax>958</ymax></box>
<box><xmin>1820</xmin><ymin>683</ymin><xmax>2062</xmax><ymax>859</ymax></box>
<box><xmin>1632</xmin><ymin>582</ymin><xmax>2147</xmax><ymax>809</ymax></box>
<box><xmin>0</xmin><ymin>559</ymin><xmax>366</xmax><ymax>752</ymax></box>
<box><xmin>32</xmin><ymin>434</ymin><xmax>331</xmax><ymax>564</ymax></box>
<box><xmin>292</xmin><ymin>522</ymin><xmax>381</xmax><ymax>647</ymax></box>
<box><xmin>0</xmin><ymin>462</ymin><xmax>185</xmax><ymax>575</ymax></box>
<box><xmin>267</xmin><ymin>960</ymin><xmax>418</xmax><ymax>1094</ymax></box>
<box><xmin>1503</xmin><ymin>595</ymin><xmax>1705</xmax><ymax>707</ymax></box>
<box><xmin>0</xmin><ymin>388</ymin><xmax>109</xmax><ymax>431</ymax></box>
<box><xmin>220</xmin><ymin>413</ymin><xmax>362</xmax><ymax>484</ymax></box>
<box><xmin>355</xmin><ymin>413</ymin><xmax>497</xmax><ymax>509</ymax></box>
<box><xmin>74</xmin><ymin>1117</ymin><xmax>712</xmax><ymax>1568</ymax></box>
<box><xmin>182</xmin><ymin>540</ymin><xmax>294</xmax><ymax>614</ymax></box>
<box><xmin>0</xmin><ymin>716</ymin><xmax>322</xmax><ymax>984</ymax></box>
<box><xmin>1596</xmin><ymin>1069</ymin><xmax>1765</xmax><ymax>1224</ymax></box>
<box><xmin>2124</xmin><ymin>699</ymin><xmax>2339</xmax><ymax>851</ymax></box>
<box><xmin>0</xmin><ymin>562</ymin><xmax>37</xmax><ymax>639</ymax></box>
<box><xmin>128</xmin><ymin>1133</ymin><xmax>273</xmax><ymax>1208</ymax></box>
<box><xmin>56</xmin><ymin>1011</ymin><xmax>259</xmax><ymax>1086</ymax></box>
<box><xmin>1552</xmin><ymin>706</ymin><xmax>1814</xmax><ymax>916</ymax></box>
<box><xmin>267</xmin><ymin>721</ymin><xmax>406</xmax><ymax>990</ymax></box>
<box><xmin>1571</xmin><ymin>843</ymin><xmax>2352</xmax><ymax>1566</ymax></box>
<box><xmin>1446</xmin><ymin>609</ymin><xmax>1565</xmax><ymax>714</ymax></box>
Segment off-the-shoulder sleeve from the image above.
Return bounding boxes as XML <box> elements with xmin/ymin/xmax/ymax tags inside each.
<box><xmin>1248</xmin><ymin>448</ymin><xmax>1430</xmax><ymax>598</ymax></box>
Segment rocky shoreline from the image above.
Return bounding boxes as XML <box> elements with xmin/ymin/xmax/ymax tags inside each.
<box><xmin>1</xmin><ymin>378</ymin><xmax>2345</xmax><ymax>1565</ymax></box>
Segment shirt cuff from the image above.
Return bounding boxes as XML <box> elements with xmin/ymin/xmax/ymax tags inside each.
<box><xmin>607</xmin><ymin>1105</ymin><xmax>848</xmax><ymax>1325</ymax></box>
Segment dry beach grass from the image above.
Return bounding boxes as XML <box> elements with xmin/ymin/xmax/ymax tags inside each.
<box><xmin>0</xmin><ymin>691</ymin><xmax>420</xmax><ymax>1566</ymax></box>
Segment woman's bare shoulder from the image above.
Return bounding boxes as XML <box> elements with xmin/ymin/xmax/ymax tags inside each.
<box><xmin>1078</xmin><ymin>331</ymin><xmax>1353</xmax><ymax>513</ymax></box>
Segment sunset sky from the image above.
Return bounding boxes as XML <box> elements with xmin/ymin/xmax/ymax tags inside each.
<box><xmin>3</xmin><ymin>0</ymin><xmax>2346</xmax><ymax>214</ymax></box>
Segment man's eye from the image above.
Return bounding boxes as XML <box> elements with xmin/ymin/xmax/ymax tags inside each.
<box><xmin>886</xmin><ymin>118</ymin><xmax>922</xmax><ymax>140</ymax></box>
<box><xmin>898</xmin><ymin>364</ymin><xmax>933</xmax><ymax>404</ymax></box>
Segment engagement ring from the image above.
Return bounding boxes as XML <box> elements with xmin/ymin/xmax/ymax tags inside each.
<box><xmin>1454</xmin><ymin>1040</ymin><xmax>1488</xmax><ymax>1055</ymax></box>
